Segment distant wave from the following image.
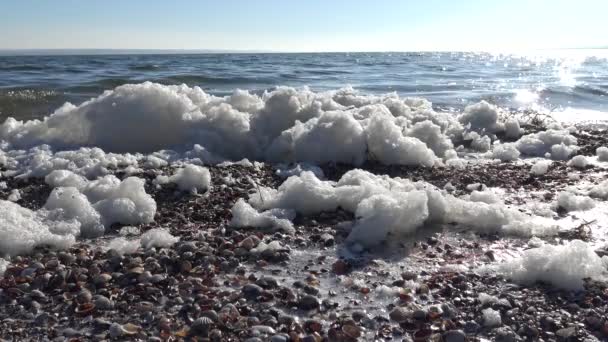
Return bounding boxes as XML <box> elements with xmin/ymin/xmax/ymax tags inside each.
<box><xmin>573</xmin><ymin>85</ymin><xmax>608</xmax><ymax>97</ymax></box>
<box><xmin>155</xmin><ymin>74</ymin><xmax>279</xmax><ymax>85</ymax></box>
<box><xmin>540</xmin><ymin>85</ymin><xmax>607</xmax><ymax>101</ymax></box>
<box><xmin>0</xmin><ymin>64</ymin><xmax>47</xmax><ymax>71</ymax></box>
<box><xmin>129</xmin><ymin>64</ymin><xmax>163</xmax><ymax>71</ymax></box>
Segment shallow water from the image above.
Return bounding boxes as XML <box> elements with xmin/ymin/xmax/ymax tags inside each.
<box><xmin>1</xmin><ymin>50</ymin><xmax>607</xmax><ymax>120</ymax></box>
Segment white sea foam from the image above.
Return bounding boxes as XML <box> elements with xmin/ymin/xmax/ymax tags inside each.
<box><xmin>0</xmin><ymin>82</ymin><xmax>557</xmax><ymax>174</ymax></box>
<box><xmin>244</xmin><ymin>170</ymin><xmax>558</xmax><ymax>247</ymax></box>
<box><xmin>493</xmin><ymin>240</ymin><xmax>608</xmax><ymax>290</ymax></box>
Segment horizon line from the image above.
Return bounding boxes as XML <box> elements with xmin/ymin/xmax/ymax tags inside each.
<box><xmin>1</xmin><ymin>47</ymin><xmax>607</xmax><ymax>56</ymax></box>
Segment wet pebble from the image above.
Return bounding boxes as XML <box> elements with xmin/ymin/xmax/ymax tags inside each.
<box><xmin>443</xmin><ymin>330</ymin><xmax>466</xmax><ymax>342</ymax></box>
<box><xmin>298</xmin><ymin>295</ymin><xmax>321</xmax><ymax>310</ymax></box>
<box><xmin>94</xmin><ymin>295</ymin><xmax>114</xmax><ymax>311</ymax></box>
<box><xmin>242</xmin><ymin>284</ymin><xmax>264</xmax><ymax>299</ymax></box>
<box><xmin>389</xmin><ymin>307</ymin><xmax>409</xmax><ymax>323</ymax></box>
<box><xmin>190</xmin><ymin>316</ymin><xmax>214</xmax><ymax>337</ymax></box>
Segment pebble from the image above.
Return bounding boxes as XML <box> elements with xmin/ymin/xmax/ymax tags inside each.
<box><xmin>242</xmin><ymin>284</ymin><xmax>264</xmax><ymax>299</ymax></box>
<box><xmin>494</xmin><ymin>327</ymin><xmax>518</xmax><ymax>342</ymax></box>
<box><xmin>240</xmin><ymin>236</ymin><xmax>261</xmax><ymax>250</ymax></box>
<box><xmin>556</xmin><ymin>326</ymin><xmax>576</xmax><ymax>341</ymax></box>
<box><xmin>270</xmin><ymin>335</ymin><xmax>288</xmax><ymax>342</ymax></box>
<box><xmin>389</xmin><ymin>307</ymin><xmax>409</xmax><ymax>322</ymax></box>
<box><xmin>201</xmin><ymin>310</ymin><xmax>219</xmax><ymax>323</ymax></box>
<box><xmin>76</xmin><ymin>289</ymin><xmax>93</xmax><ymax>304</ymax></box>
<box><xmin>443</xmin><ymin>330</ymin><xmax>466</xmax><ymax>342</ymax></box>
<box><xmin>190</xmin><ymin>316</ymin><xmax>214</xmax><ymax>336</ymax></box>
<box><xmin>464</xmin><ymin>321</ymin><xmax>480</xmax><ymax>333</ymax></box>
<box><xmin>540</xmin><ymin>316</ymin><xmax>557</xmax><ymax>331</ymax></box>
<box><xmin>94</xmin><ymin>295</ymin><xmax>114</xmax><ymax>311</ymax></box>
<box><xmin>298</xmin><ymin>295</ymin><xmax>321</xmax><ymax>310</ymax></box>
<box><xmin>320</xmin><ymin>233</ymin><xmax>334</xmax><ymax>246</ymax></box>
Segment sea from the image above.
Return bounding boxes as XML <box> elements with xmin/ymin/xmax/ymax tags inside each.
<box><xmin>0</xmin><ymin>50</ymin><xmax>607</xmax><ymax>121</ymax></box>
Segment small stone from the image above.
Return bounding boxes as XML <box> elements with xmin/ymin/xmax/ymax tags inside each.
<box><xmin>412</xmin><ymin>309</ymin><xmax>427</xmax><ymax>321</ymax></box>
<box><xmin>298</xmin><ymin>295</ymin><xmax>321</xmax><ymax>310</ymax></box>
<box><xmin>495</xmin><ymin>327</ymin><xmax>518</xmax><ymax>342</ymax></box>
<box><xmin>271</xmin><ymin>335</ymin><xmax>288</xmax><ymax>342</ymax></box>
<box><xmin>443</xmin><ymin>330</ymin><xmax>466</xmax><ymax>342</ymax></box>
<box><xmin>540</xmin><ymin>316</ymin><xmax>557</xmax><ymax>331</ymax></box>
<box><xmin>556</xmin><ymin>327</ymin><xmax>576</xmax><ymax>341</ymax></box>
<box><xmin>76</xmin><ymin>289</ymin><xmax>93</xmax><ymax>304</ymax></box>
<box><xmin>242</xmin><ymin>284</ymin><xmax>264</xmax><ymax>299</ymax></box>
<box><xmin>401</xmin><ymin>271</ymin><xmax>417</xmax><ymax>281</ymax></box>
<box><xmin>109</xmin><ymin>323</ymin><xmax>124</xmax><ymax>339</ymax></box>
<box><xmin>416</xmin><ymin>284</ymin><xmax>429</xmax><ymax>294</ymax></box>
<box><xmin>342</xmin><ymin>324</ymin><xmax>361</xmax><ymax>339</ymax></box>
<box><xmin>304</xmin><ymin>319</ymin><xmax>323</xmax><ymax>333</ymax></box>
<box><xmin>240</xmin><ymin>236</ymin><xmax>261</xmax><ymax>250</ymax></box>
<box><xmin>464</xmin><ymin>321</ymin><xmax>480</xmax><ymax>333</ymax></box>
<box><xmin>256</xmin><ymin>277</ymin><xmax>279</xmax><ymax>289</ymax></box>
<box><xmin>332</xmin><ymin>260</ymin><xmax>350</xmax><ymax>275</ymax></box>
<box><xmin>389</xmin><ymin>307</ymin><xmax>409</xmax><ymax>323</ymax></box>
<box><xmin>352</xmin><ymin>311</ymin><xmax>367</xmax><ymax>322</ymax></box>
<box><xmin>201</xmin><ymin>310</ymin><xmax>219</xmax><ymax>323</ymax></box>
<box><xmin>190</xmin><ymin>317</ymin><xmax>214</xmax><ymax>337</ymax></box>
<box><xmin>94</xmin><ymin>295</ymin><xmax>114</xmax><ymax>311</ymax></box>
<box><xmin>585</xmin><ymin>315</ymin><xmax>603</xmax><ymax>330</ymax></box>
<box><xmin>520</xmin><ymin>324</ymin><xmax>539</xmax><ymax>338</ymax></box>
<box><xmin>209</xmin><ymin>329</ymin><xmax>222</xmax><ymax>342</ymax></box>
<box><xmin>93</xmin><ymin>273</ymin><xmax>112</xmax><ymax>287</ymax></box>
<box><xmin>320</xmin><ymin>233</ymin><xmax>334</xmax><ymax>246</ymax></box>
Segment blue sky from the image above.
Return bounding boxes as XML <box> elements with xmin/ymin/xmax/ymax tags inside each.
<box><xmin>1</xmin><ymin>0</ymin><xmax>606</xmax><ymax>51</ymax></box>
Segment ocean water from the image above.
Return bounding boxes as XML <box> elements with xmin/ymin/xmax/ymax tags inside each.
<box><xmin>0</xmin><ymin>50</ymin><xmax>607</xmax><ymax>121</ymax></box>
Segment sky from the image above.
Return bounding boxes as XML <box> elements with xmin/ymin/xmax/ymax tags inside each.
<box><xmin>0</xmin><ymin>0</ymin><xmax>606</xmax><ymax>52</ymax></box>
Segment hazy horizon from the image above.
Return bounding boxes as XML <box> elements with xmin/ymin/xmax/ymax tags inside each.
<box><xmin>1</xmin><ymin>47</ymin><xmax>607</xmax><ymax>57</ymax></box>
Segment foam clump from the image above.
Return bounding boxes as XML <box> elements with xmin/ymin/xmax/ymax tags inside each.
<box><xmin>0</xmin><ymin>258</ymin><xmax>9</xmax><ymax>275</ymax></box>
<box><xmin>589</xmin><ymin>180</ymin><xmax>608</xmax><ymax>199</ymax></box>
<box><xmin>467</xmin><ymin>132</ymin><xmax>491</xmax><ymax>152</ymax></box>
<box><xmin>494</xmin><ymin>240</ymin><xmax>608</xmax><ymax>290</ymax></box>
<box><xmin>567</xmin><ymin>155</ymin><xmax>589</xmax><ymax>169</ymax></box>
<box><xmin>250</xmin><ymin>240</ymin><xmax>284</xmax><ymax>254</ymax></box>
<box><xmin>555</xmin><ymin>191</ymin><xmax>595</xmax><ymax>212</ymax></box>
<box><xmin>45</xmin><ymin>170</ymin><xmax>88</xmax><ymax>189</ymax></box>
<box><xmin>550</xmin><ymin>143</ymin><xmax>577</xmax><ymax>160</ymax></box>
<box><xmin>504</xmin><ymin>118</ymin><xmax>522</xmax><ymax>139</ymax></box>
<box><xmin>469</xmin><ymin>190</ymin><xmax>501</xmax><ymax>204</ymax></box>
<box><xmin>107</xmin><ymin>237</ymin><xmax>140</xmax><ymax>256</ymax></box>
<box><xmin>246</xmin><ymin>170</ymin><xmax>556</xmax><ymax>248</ymax></box>
<box><xmin>90</xmin><ymin>177</ymin><xmax>156</xmax><ymax>226</ymax></box>
<box><xmin>0</xmin><ymin>200</ymin><xmax>78</xmax><ymax>257</ymax></box>
<box><xmin>266</xmin><ymin>111</ymin><xmax>366</xmax><ymax>165</ymax></box>
<box><xmin>250</xmin><ymin>171</ymin><xmax>338</xmax><ymax>215</ymax></box>
<box><xmin>458</xmin><ymin>101</ymin><xmax>503</xmax><ymax>133</ymax></box>
<box><xmin>229</xmin><ymin>199</ymin><xmax>295</xmax><ymax>233</ymax></box>
<box><xmin>154</xmin><ymin>164</ymin><xmax>211</xmax><ymax>193</ymax></box>
<box><xmin>366</xmin><ymin>114</ymin><xmax>437</xmax><ymax>167</ymax></box>
<box><xmin>140</xmin><ymin>228</ymin><xmax>179</xmax><ymax>249</ymax></box>
<box><xmin>596</xmin><ymin>147</ymin><xmax>608</xmax><ymax>162</ymax></box>
<box><xmin>0</xmin><ymin>83</ymin><xmax>528</xmax><ymax>169</ymax></box>
<box><xmin>491</xmin><ymin>143</ymin><xmax>520</xmax><ymax>161</ymax></box>
<box><xmin>530</xmin><ymin>160</ymin><xmax>552</xmax><ymax>175</ymax></box>
<box><xmin>347</xmin><ymin>191</ymin><xmax>429</xmax><ymax>246</ymax></box>
<box><xmin>7</xmin><ymin>189</ymin><xmax>21</xmax><ymax>202</ymax></box>
<box><xmin>516</xmin><ymin>130</ymin><xmax>577</xmax><ymax>158</ymax></box>
<box><xmin>44</xmin><ymin>187</ymin><xmax>104</xmax><ymax>238</ymax></box>
<box><xmin>8</xmin><ymin>146</ymin><xmax>140</xmax><ymax>179</ymax></box>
